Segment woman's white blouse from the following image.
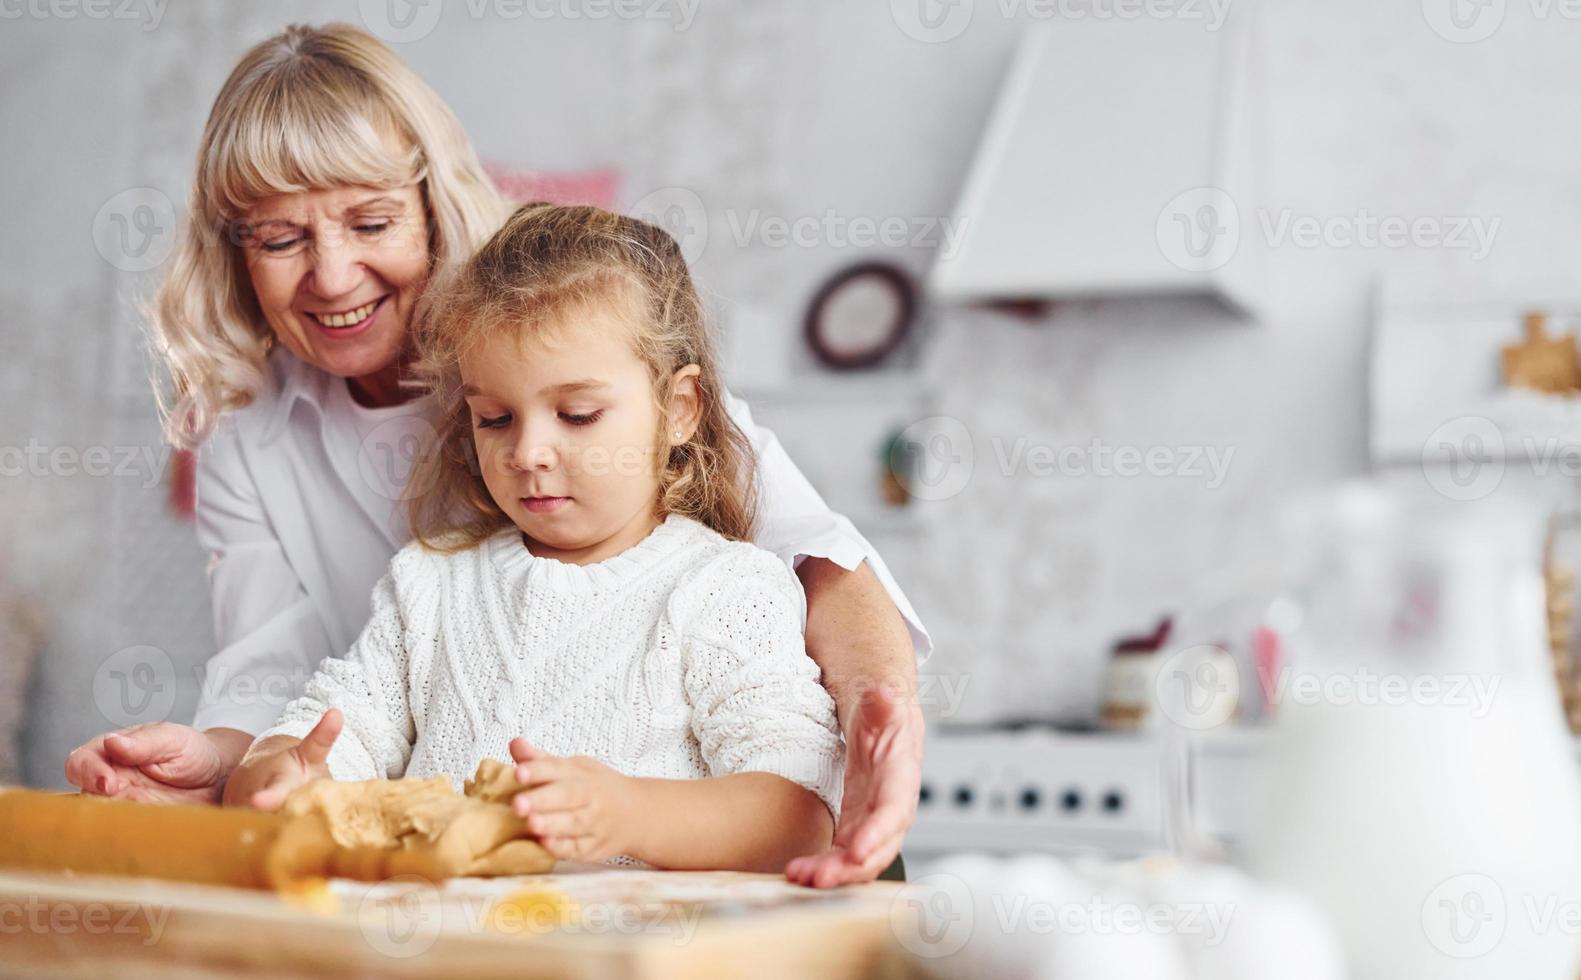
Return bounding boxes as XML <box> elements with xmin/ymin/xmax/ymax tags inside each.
<box><xmin>191</xmin><ymin>352</ymin><xmax>931</xmax><ymax>735</ymax></box>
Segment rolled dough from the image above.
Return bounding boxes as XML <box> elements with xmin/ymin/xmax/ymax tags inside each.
<box><xmin>276</xmin><ymin>758</ymin><xmax>553</xmax><ymax>881</ymax></box>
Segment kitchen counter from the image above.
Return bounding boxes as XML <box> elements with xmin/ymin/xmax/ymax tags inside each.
<box><xmin>0</xmin><ymin>863</ymin><xmax>911</xmax><ymax>979</ymax></box>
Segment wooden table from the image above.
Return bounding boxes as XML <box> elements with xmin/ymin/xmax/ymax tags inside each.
<box><xmin>0</xmin><ymin>864</ymin><xmax>914</xmax><ymax>979</ymax></box>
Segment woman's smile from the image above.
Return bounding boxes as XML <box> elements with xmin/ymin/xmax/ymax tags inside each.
<box><xmin>301</xmin><ymin>294</ymin><xmax>391</xmax><ymax>339</ymax></box>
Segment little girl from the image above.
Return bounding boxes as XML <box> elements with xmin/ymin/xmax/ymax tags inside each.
<box><xmin>224</xmin><ymin>204</ymin><xmax>844</xmax><ymax>873</ymax></box>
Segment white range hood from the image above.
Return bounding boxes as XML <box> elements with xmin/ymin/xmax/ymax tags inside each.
<box><xmin>930</xmin><ymin>13</ymin><xmax>1263</xmax><ymax>319</ymax></box>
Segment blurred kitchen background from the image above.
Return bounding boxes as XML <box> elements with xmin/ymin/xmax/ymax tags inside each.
<box><xmin>10</xmin><ymin>1</ymin><xmax>1581</xmax><ymax>973</ymax></box>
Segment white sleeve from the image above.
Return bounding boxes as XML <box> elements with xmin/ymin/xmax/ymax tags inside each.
<box><xmin>723</xmin><ymin>389</ymin><xmax>933</xmax><ymax>664</ymax></box>
<box><xmin>191</xmin><ymin>422</ymin><xmax>336</xmax><ymax>735</ymax></box>
<box><xmin>256</xmin><ymin>566</ymin><xmax>416</xmax><ymax>782</ymax></box>
<box><xmin>681</xmin><ymin>546</ymin><xmax>846</xmax><ymax>822</ymax></box>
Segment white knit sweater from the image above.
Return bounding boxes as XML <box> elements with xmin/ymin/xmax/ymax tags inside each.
<box><xmin>260</xmin><ymin>515</ymin><xmax>845</xmax><ymax>865</ymax></box>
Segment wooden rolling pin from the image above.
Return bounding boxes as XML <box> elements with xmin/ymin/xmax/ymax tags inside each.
<box><xmin>0</xmin><ymin>765</ymin><xmax>553</xmax><ymax>890</ymax></box>
<box><xmin>0</xmin><ymin>788</ymin><xmax>300</xmax><ymax>889</ymax></box>
<box><xmin>0</xmin><ymin>787</ymin><xmax>522</xmax><ymax>888</ymax></box>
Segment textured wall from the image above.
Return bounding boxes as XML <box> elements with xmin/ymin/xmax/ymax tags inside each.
<box><xmin>5</xmin><ymin>0</ymin><xmax>1579</xmax><ymax>784</ymax></box>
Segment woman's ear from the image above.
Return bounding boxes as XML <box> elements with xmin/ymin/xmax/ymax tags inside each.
<box><xmin>667</xmin><ymin>364</ymin><xmax>704</xmax><ymax>445</ymax></box>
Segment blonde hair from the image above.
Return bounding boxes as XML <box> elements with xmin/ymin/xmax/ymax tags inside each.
<box><xmin>151</xmin><ymin>22</ymin><xmax>509</xmax><ymax>448</ymax></box>
<box><xmin>408</xmin><ymin>203</ymin><xmax>758</xmax><ymax>549</ymax></box>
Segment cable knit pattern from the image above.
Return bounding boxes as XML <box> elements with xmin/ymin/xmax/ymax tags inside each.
<box><xmin>261</xmin><ymin>515</ymin><xmax>844</xmax><ymax>868</ymax></box>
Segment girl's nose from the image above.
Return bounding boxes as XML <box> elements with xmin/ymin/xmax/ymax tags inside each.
<box><xmin>510</xmin><ymin>427</ymin><xmax>558</xmax><ymax>472</ymax></box>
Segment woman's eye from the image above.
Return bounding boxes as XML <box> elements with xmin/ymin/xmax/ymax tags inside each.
<box><xmin>559</xmin><ymin>410</ymin><xmax>604</xmax><ymax>427</ymax></box>
<box><xmin>353</xmin><ymin>222</ymin><xmax>391</xmax><ymax>237</ymax></box>
<box><xmin>261</xmin><ymin>237</ymin><xmax>304</xmax><ymax>254</ymax></box>
<box><xmin>475</xmin><ymin>413</ymin><xmax>511</xmax><ymax>430</ymax></box>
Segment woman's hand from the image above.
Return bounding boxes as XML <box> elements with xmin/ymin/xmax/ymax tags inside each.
<box><xmin>65</xmin><ymin>723</ymin><xmax>250</xmax><ymax>805</ymax></box>
<box><xmin>786</xmin><ymin>682</ymin><xmax>925</xmax><ymax>888</ymax></box>
<box><xmin>506</xmin><ymin>737</ymin><xmax>639</xmax><ymax>863</ymax></box>
<box><xmin>791</xmin><ymin>556</ymin><xmax>925</xmax><ymax>888</ymax></box>
<box><xmin>222</xmin><ymin>710</ymin><xmax>344</xmax><ymax>810</ymax></box>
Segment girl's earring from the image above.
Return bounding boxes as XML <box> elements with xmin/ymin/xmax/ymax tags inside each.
<box><xmin>673</xmin><ymin>430</ymin><xmax>684</xmax><ymax>441</ymax></box>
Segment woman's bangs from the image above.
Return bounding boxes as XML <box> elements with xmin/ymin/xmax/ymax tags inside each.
<box><xmin>203</xmin><ymin>79</ymin><xmax>424</xmax><ymax>220</ymax></box>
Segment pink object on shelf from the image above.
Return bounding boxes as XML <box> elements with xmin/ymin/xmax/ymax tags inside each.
<box><xmin>483</xmin><ymin>162</ymin><xmax>622</xmax><ymax>209</ymax></box>
<box><xmin>1252</xmin><ymin>625</ymin><xmax>1282</xmax><ymax>714</ymax></box>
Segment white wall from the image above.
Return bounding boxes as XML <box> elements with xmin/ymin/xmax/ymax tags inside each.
<box><xmin>4</xmin><ymin>0</ymin><xmax>1580</xmax><ymax>782</ymax></box>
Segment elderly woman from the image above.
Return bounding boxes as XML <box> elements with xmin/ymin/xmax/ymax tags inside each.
<box><xmin>63</xmin><ymin>23</ymin><xmax>928</xmax><ymax>888</ymax></box>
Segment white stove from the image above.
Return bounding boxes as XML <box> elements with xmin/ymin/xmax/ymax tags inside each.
<box><xmin>905</xmin><ymin>728</ymin><xmax>1266</xmax><ymax>860</ymax></box>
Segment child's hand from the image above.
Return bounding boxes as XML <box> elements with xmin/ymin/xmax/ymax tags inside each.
<box><xmin>222</xmin><ymin>710</ymin><xmax>344</xmax><ymax>811</ymax></box>
<box><xmin>507</xmin><ymin>737</ymin><xmax>640</xmax><ymax>863</ymax></box>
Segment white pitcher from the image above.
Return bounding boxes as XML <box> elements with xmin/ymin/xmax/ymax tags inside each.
<box><xmin>1247</xmin><ymin>481</ymin><xmax>1581</xmax><ymax>979</ymax></box>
